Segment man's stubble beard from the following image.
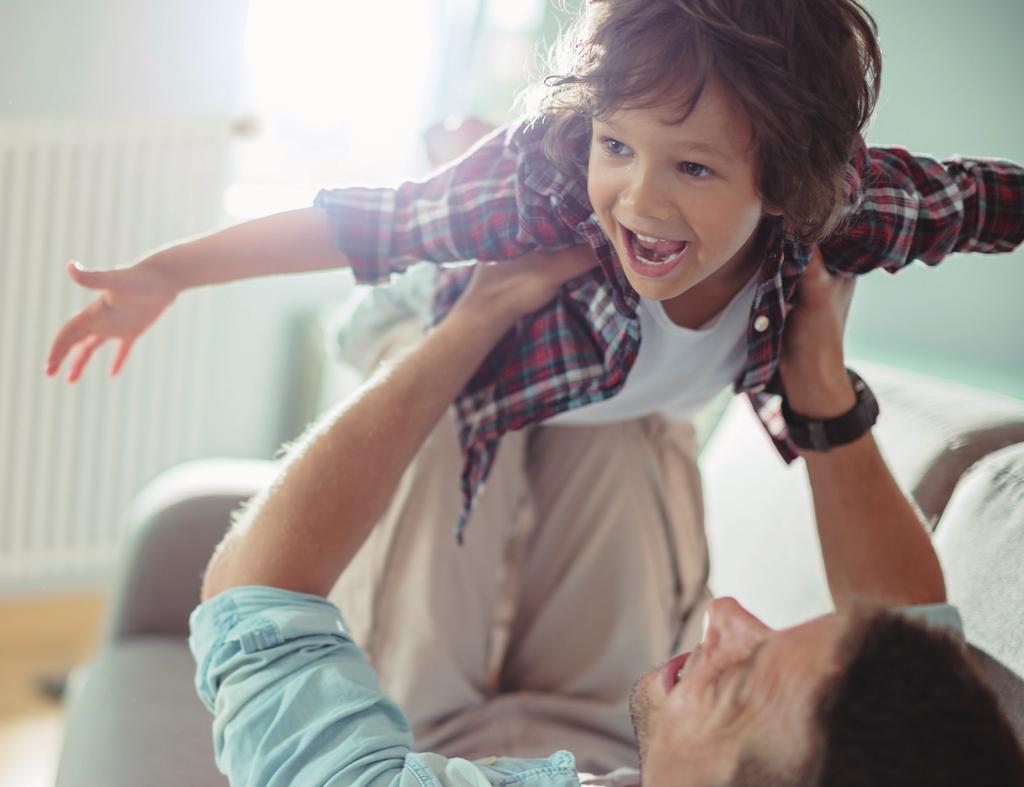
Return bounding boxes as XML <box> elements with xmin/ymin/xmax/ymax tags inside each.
<box><xmin>629</xmin><ymin>674</ymin><xmax>653</xmax><ymax>765</ymax></box>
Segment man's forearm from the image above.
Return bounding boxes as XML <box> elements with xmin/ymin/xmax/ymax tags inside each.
<box><xmin>803</xmin><ymin>432</ymin><xmax>946</xmax><ymax>610</ymax></box>
<box><xmin>780</xmin><ymin>253</ymin><xmax>946</xmax><ymax>611</ymax></box>
<box><xmin>200</xmin><ymin>301</ymin><xmax>513</xmax><ymax>602</ymax></box>
<box><xmin>146</xmin><ymin>207</ymin><xmax>348</xmax><ymax>291</ymax></box>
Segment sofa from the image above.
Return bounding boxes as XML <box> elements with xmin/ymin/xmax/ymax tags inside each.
<box><xmin>55</xmin><ymin>362</ymin><xmax>1024</xmax><ymax>786</ymax></box>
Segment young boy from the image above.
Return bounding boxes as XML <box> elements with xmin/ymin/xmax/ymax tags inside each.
<box><xmin>47</xmin><ymin>0</ymin><xmax>1024</xmax><ymax>750</ymax></box>
<box><xmin>47</xmin><ymin>0</ymin><xmax>1023</xmax><ymax>500</ymax></box>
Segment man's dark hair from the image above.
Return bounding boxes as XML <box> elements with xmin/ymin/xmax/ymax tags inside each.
<box><xmin>532</xmin><ymin>0</ymin><xmax>882</xmax><ymax>243</ymax></box>
<box><xmin>722</xmin><ymin>611</ymin><xmax>1024</xmax><ymax>787</ymax></box>
<box><xmin>811</xmin><ymin>610</ymin><xmax>1024</xmax><ymax>787</ymax></box>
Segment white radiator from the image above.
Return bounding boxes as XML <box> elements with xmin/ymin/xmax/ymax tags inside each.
<box><xmin>0</xmin><ymin>117</ymin><xmax>232</xmax><ymax>593</ymax></box>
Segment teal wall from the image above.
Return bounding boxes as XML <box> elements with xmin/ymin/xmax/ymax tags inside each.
<box><xmin>848</xmin><ymin>0</ymin><xmax>1024</xmax><ymax>397</ymax></box>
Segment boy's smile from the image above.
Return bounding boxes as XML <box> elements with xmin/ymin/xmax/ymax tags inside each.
<box><xmin>586</xmin><ymin>77</ymin><xmax>776</xmax><ymax>314</ymax></box>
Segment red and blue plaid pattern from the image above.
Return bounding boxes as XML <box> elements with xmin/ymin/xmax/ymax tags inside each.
<box><xmin>316</xmin><ymin>118</ymin><xmax>1024</xmax><ymax>541</ymax></box>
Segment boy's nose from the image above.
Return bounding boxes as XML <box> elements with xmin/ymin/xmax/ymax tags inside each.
<box><xmin>623</xmin><ymin>169</ymin><xmax>675</xmax><ymax>224</ymax></box>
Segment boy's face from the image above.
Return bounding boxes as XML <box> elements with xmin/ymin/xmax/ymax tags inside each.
<box><xmin>587</xmin><ymin>77</ymin><xmax>773</xmax><ymax>303</ymax></box>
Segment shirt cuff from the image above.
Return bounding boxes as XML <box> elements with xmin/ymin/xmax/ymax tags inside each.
<box><xmin>188</xmin><ymin>586</ymin><xmax>349</xmax><ymax>710</ymax></box>
<box><xmin>897</xmin><ymin>602</ymin><xmax>964</xmax><ymax>639</ymax></box>
<box><xmin>314</xmin><ymin>187</ymin><xmax>398</xmax><ymax>285</ymax></box>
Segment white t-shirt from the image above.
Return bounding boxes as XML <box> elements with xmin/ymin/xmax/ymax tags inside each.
<box><xmin>546</xmin><ymin>274</ymin><xmax>759</xmax><ymax>426</ymax></box>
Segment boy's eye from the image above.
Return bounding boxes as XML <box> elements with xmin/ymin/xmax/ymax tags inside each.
<box><xmin>600</xmin><ymin>137</ymin><xmax>630</xmax><ymax>156</ymax></box>
<box><xmin>679</xmin><ymin>161</ymin><xmax>712</xmax><ymax>178</ymax></box>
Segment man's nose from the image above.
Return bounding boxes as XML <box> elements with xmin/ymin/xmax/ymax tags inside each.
<box><xmin>704</xmin><ymin>597</ymin><xmax>772</xmax><ymax>655</ymax></box>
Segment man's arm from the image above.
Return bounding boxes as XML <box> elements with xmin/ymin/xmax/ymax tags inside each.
<box><xmin>779</xmin><ymin>250</ymin><xmax>946</xmax><ymax>611</ymax></box>
<box><xmin>200</xmin><ymin>247</ymin><xmax>596</xmax><ymax>602</ymax></box>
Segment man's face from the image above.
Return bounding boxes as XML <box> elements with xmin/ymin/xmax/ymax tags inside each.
<box><xmin>630</xmin><ymin>597</ymin><xmax>850</xmax><ymax>785</ymax></box>
<box><xmin>586</xmin><ymin>77</ymin><xmax>773</xmax><ymax>306</ymax></box>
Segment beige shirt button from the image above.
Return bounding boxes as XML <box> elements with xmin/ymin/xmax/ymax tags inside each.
<box><xmin>753</xmin><ymin>315</ymin><xmax>770</xmax><ymax>332</ymax></box>
<box><xmin>750</xmin><ymin>383</ymin><xmax>767</xmax><ymax>394</ymax></box>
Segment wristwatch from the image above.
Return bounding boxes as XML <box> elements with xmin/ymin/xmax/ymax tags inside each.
<box><xmin>781</xmin><ymin>369</ymin><xmax>879</xmax><ymax>452</ymax></box>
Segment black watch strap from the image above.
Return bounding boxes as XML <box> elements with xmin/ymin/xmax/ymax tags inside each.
<box><xmin>782</xmin><ymin>369</ymin><xmax>879</xmax><ymax>452</ymax></box>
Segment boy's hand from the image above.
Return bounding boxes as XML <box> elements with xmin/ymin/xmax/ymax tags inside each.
<box><xmin>456</xmin><ymin>246</ymin><xmax>599</xmax><ymax>325</ymax></box>
<box><xmin>45</xmin><ymin>259</ymin><xmax>179</xmax><ymax>382</ymax></box>
<box><xmin>778</xmin><ymin>247</ymin><xmax>857</xmax><ymax>418</ymax></box>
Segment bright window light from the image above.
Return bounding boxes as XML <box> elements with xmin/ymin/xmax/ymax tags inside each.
<box><xmin>243</xmin><ymin>0</ymin><xmax>441</xmax><ymax>181</ymax></box>
<box><xmin>486</xmin><ymin>0</ymin><xmax>545</xmax><ymax>32</ymax></box>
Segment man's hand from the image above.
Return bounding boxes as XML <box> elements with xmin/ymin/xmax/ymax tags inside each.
<box><xmin>456</xmin><ymin>246</ymin><xmax>598</xmax><ymax>325</ymax></box>
<box><xmin>778</xmin><ymin>247</ymin><xmax>856</xmax><ymax>418</ymax></box>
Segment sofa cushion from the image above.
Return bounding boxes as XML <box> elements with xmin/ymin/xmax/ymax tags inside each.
<box><xmin>933</xmin><ymin>443</ymin><xmax>1024</xmax><ymax>741</ymax></box>
<box><xmin>863</xmin><ymin>365</ymin><xmax>1024</xmax><ymax>525</ymax></box>
<box><xmin>56</xmin><ymin>639</ymin><xmax>226</xmax><ymax>787</ymax></box>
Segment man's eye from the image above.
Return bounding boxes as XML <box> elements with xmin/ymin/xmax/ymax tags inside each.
<box><xmin>679</xmin><ymin>161</ymin><xmax>711</xmax><ymax>178</ymax></box>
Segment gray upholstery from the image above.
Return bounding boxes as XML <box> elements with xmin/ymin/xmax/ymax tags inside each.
<box><xmin>864</xmin><ymin>365</ymin><xmax>1024</xmax><ymax>524</ymax></box>
<box><xmin>57</xmin><ymin>459</ymin><xmax>276</xmax><ymax>787</ymax></box>
<box><xmin>104</xmin><ymin>458</ymin><xmax>278</xmax><ymax>641</ymax></box>
<box><xmin>58</xmin><ymin>643</ymin><xmax>222</xmax><ymax>787</ymax></box>
<box><xmin>57</xmin><ymin>367</ymin><xmax>1024</xmax><ymax>785</ymax></box>
<box><xmin>934</xmin><ymin>443</ymin><xmax>1024</xmax><ymax>740</ymax></box>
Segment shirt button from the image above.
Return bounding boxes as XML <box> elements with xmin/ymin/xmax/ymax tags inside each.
<box><xmin>753</xmin><ymin>315</ymin><xmax>770</xmax><ymax>333</ymax></box>
<box><xmin>750</xmin><ymin>384</ymin><xmax>767</xmax><ymax>394</ymax></box>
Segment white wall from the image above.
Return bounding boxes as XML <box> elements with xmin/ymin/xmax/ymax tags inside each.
<box><xmin>0</xmin><ymin>0</ymin><xmax>249</xmax><ymax>117</ymax></box>
<box><xmin>0</xmin><ymin>0</ymin><xmax>365</xmax><ymax>467</ymax></box>
<box><xmin>850</xmin><ymin>0</ymin><xmax>1024</xmax><ymax>397</ymax></box>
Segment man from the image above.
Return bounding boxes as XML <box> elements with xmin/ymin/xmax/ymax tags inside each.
<box><xmin>192</xmin><ymin>249</ymin><xmax>1023</xmax><ymax>786</ymax></box>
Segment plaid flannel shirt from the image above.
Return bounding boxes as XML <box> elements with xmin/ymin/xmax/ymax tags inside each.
<box><xmin>316</xmin><ymin>118</ymin><xmax>1024</xmax><ymax>541</ymax></box>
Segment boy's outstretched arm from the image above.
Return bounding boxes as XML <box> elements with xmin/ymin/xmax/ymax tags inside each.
<box><xmin>46</xmin><ymin>207</ymin><xmax>348</xmax><ymax>381</ymax></box>
<box><xmin>822</xmin><ymin>145</ymin><xmax>1024</xmax><ymax>274</ymax></box>
<box><xmin>200</xmin><ymin>247</ymin><xmax>596</xmax><ymax>602</ymax></box>
<box><xmin>46</xmin><ymin>123</ymin><xmax>553</xmax><ymax>384</ymax></box>
<box><xmin>779</xmin><ymin>249</ymin><xmax>946</xmax><ymax>611</ymax></box>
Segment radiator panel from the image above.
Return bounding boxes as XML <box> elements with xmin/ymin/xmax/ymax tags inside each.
<box><xmin>0</xmin><ymin>118</ymin><xmax>231</xmax><ymax>591</ymax></box>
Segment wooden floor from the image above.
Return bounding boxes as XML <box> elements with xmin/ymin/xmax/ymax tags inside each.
<box><xmin>0</xmin><ymin>593</ymin><xmax>105</xmax><ymax>787</ymax></box>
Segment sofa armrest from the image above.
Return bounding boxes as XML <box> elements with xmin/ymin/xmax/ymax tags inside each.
<box><xmin>934</xmin><ymin>443</ymin><xmax>1024</xmax><ymax>742</ymax></box>
<box><xmin>103</xmin><ymin>458</ymin><xmax>278</xmax><ymax>643</ymax></box>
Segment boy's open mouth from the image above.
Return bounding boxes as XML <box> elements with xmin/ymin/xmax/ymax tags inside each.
<box><xmin>622</xmin><ymin>226</ymin><xmax>690</xmax><ymax>277</ymax></box>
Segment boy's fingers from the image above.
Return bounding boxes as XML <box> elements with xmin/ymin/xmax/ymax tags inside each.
<box><xmin>46</xmin><ymin>310</ymin><xmax>97</xmax><ymax>375</ymax></box>
<box><xmin>66</xmin><ymin>336</ymin><xmax>104</xmax><ymax>383</ymax></box>
<box><xmin>109</xmin><ymin>338</ymin><xmax>134</xmax><ymax>377</ymax></box>
<box><xmin>66</xmin><ymin>260</ymin><xmax>133</xmax><ymax>292</ymax></box>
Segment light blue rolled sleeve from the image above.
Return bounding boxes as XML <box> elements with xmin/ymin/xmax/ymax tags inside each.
<box><xmin>190</xmin><ymin>587</ymin><xmax>411</xmax><ymax>786</ymax></box>
<box><xmin>188</xmin><ymin>586</ymin><xmax>581</xmax><ymax>787</ymax></box>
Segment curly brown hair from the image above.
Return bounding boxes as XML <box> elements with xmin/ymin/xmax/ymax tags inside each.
<box><xmin>531</xmin><ymin>0</ymin><xmax>882</xmax><ymax>243</ymax></box>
